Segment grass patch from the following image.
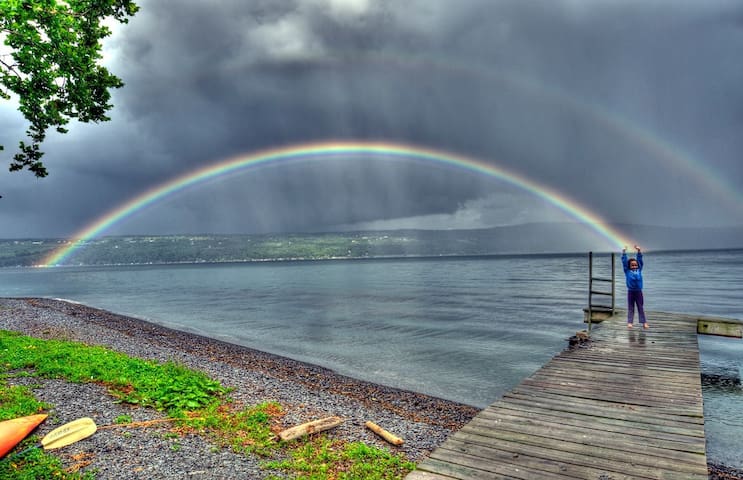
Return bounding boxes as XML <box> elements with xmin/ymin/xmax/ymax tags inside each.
<box><xmin>0</xmin><ymin>329</ymin><xmax>416</xmax><ymax>479</ymax></box>
<box><xmin>0</xmin><ymin>329</ymin><xmax>228</xmax><ymax>414</ymax></box>
<box><xmin>264</xmin><ymin>435</ymin><xmax>416</xmax><ymax>480</ymax></box>
<box><xmin>0</xmin><ymin>446</ymin><xmax>96</xmax><ymax>480</ymax></box>
<box><xmin>0</xmin><ymin>382</ymin><xmax>49</xmax><ymax>420</ymax></box>
<box><xmin>179</xmin><ymin>401</ymin><xmax>283</xmax><ymax>456</ymax></box>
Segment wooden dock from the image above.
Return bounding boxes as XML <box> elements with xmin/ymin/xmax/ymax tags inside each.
<box><xmin>407</xmin><ymin>311</ymin><xmax>713</xmax><ymax>480</ymax></box>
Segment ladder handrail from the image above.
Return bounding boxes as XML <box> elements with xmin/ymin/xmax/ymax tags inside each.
<box><xmin>587</xmin><ymin>252</ymin><xmax>615</xmax><ymax>334</ymax></box>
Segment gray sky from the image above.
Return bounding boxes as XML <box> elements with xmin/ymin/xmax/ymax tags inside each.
<box><xmin>1</xmin><ymin>0</ymin><xmax>742</xmax><ymax>240</ymax></box>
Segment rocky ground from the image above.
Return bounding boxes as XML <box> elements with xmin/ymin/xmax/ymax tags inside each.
<box><xmin>0</xmin><ymin>297</ymin><xmax>479</xmax><ymax>479</ymax></box>
<box><xmin>0</xmin><ymin>297</ymin><xmax>740</xmax><ymax>479</ymax></box>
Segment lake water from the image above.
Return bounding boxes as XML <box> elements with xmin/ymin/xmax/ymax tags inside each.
<box><xmin>1</xmin><ymin>249</ymin><xmax>741</xmax><ymax>467</ymax></box>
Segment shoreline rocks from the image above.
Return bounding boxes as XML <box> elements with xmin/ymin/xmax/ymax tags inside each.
<box><xmin>0</xmin><ymin>297</ymin><xmax>478</xmax><ymax>479</ymax></box>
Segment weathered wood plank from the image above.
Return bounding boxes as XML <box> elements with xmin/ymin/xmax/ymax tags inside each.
<box><xmin>429</xmin><ymin>449</ymin><xmax>576</xmax><ymax>480</ymax></box>
<box><xmin>520</xmin><ymin>373</ymin><xmax>703</xmax><ymax>400</ymax></box>
<box><xmin>504</xmin><ymin>384</ymin><xmax>704</xmax><ymax>416</ymax></box>
<box><xmin>550</xmin><ymin>356</ymin><xmax>700</xmax><ymax>377</ymax></box>
<box><xmin>458</xmin><ymin>422</ymin><xmax>707</xmax><ymax>474</ymax></box>
<box><xmin>477</xmin><ymin>408</ymin><xmax>706</xmax><ymax>450</ymax></box>
<box><xmin>442</xmin><ymin>435</ymin><xmax>690</xmax><ymax>480</ymax></box>
<box><xmin>440</xmin><ymin>436</ymin><xmax>682</xmax><ymax>480</ymax></box>
<box><xmin>415</xmin><ymin>456</ymin><xmax>517</xmax><ymax>480</ymax></box>
<box><xmin>547</xmin><ymin>359</ymin><xmax>701</xmax><ymax>384</ymax></box>
<box><xmin>406</xmin><ymin>311</ymin><xmax>716</xmax><ymax>480</ymax></box>
<box><xmin>536</xmin><ymin>360</ymin><xmax>700</xmax><ymax>380</ymax></box>
<box><xmin>525</xmin><ymin>372</ymin><xmax>701</xmax><ymax>398</ymax></box>
<box><xmin>500</xmin><ymin>391</ymin><xmax>705</xmax><ymax>426</ymax></box>
<box><xmin>441</xmin><ymin>431</ymin><xmax>707</xmax><ymax>480</ymax></box>
<box><xmin>406</xmin><ymin>471</ymin><xmax>458</xmax><ymax>480</ymax></box>
<box><xmin>697</xmin><ymin>316</ymin><xmax>743</xmax><ymax>338</ymax></box>
<box><xmin>510</xmin><ymin>383</ymin><xmax>701</xmax><ymax>413</ymax></box>
<box><xmin>489</xmin><ymin>402</ymin><xmax>705</xmax><ymax>439</ymax></box>
<box><xmin>460</xmin><ymin>418</ymin><xmax>706</xmax><ymax>467</ymax></box>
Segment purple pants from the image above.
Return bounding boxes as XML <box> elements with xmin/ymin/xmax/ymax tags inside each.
<box><xmin>627</xmin><ymin>290</ymin><xmax>646</xmax><ymax>324</ymax></box>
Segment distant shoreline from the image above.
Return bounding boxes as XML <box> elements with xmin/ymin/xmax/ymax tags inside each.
<box><xmin>4</xmin><ymin>226</ymin><xmax>743</xmax><ymax>268</ymax></box>
<box><xmin>7</xmin><ymin>246</ymin><xmax>743</xmax><ymax>270</ymax></box>
<box><xmin>36</xmin><ymin>250</ymin><xmax>590</xmax><ymax>268</ymax></box>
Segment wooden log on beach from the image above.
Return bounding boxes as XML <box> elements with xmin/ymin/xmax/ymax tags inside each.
<box><xmin>278</xmin><ymin>416</ymin><xmax>344</xmax><ymax>441</ymax></box>
<box><xmin>365</xmin><ymin>420</ymin><xmax>404</xmax><ymax>446</ymax></box>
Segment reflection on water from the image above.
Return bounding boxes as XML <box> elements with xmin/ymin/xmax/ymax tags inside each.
<box><xmin>699</xmin><ymin>334</ymin><xmax>743</xmax><ymax>467</ymax></box>
<box><xmin>627</xmin><ymin>330</ymin><xmax>648</xmax><ymax>346</ymax></box>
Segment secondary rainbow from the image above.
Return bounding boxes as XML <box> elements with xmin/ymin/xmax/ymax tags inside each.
<box><xmin>297</xmin><ymin>51</ymin><xmax>743</xmax><ymax>216</ymax></box>
<box><xmin>41</xmin><ymin>140</ymin><xmax>633</xmax><ymax>266</ymax></box>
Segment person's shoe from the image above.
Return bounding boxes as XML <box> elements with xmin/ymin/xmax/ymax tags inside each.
<box><xmin>627</xmin><ymin>323</ymin><xmax>633</xmax><ymax>328</ymax></box>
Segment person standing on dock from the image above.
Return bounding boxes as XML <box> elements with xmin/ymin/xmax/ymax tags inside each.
<box><xmin>622</xmin><ymin>245</ymin><xmax>648</xmax><ymax>329</ymax></box>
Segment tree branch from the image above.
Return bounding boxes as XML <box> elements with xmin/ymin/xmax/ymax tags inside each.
<box><xmin>0</xmin><ymin>0</ymin><xmax>139</xmax><ymax>177</ymax></box>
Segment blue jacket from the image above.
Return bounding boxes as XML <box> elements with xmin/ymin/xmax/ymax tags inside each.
<box><xmin>622</xmin><ymin>252</ymin><xmax>643</xmax><ymax>291</ymax></box>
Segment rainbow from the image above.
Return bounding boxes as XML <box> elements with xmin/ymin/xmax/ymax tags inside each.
<box><xmin>41</xmin><ymin>140</ymin><xmax>633</xmax><ymax>266</ymax></box>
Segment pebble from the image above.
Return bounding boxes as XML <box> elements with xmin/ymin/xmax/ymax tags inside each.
<box><xmin>0</xmin><ymin>297</ymin><xmax>479</xmax><ymax>479</ymax></box>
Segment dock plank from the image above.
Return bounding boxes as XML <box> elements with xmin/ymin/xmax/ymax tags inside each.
<box><xmin>440</xmin><ymin>434</ymin><xmax>689</xmax><ymax>480</ymax></box>
<box><xmin>475</xmin><ymin>409</ymin><xmax>706</xmax><ymax>452</ymax></box>
<box><xmin>406</xmin><ymin>311</ymin><xmax>711</xmax><ymax>480</ymax></box>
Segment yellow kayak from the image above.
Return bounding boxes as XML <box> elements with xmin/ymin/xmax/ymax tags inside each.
<box><xmin>0</xmin><ymin>414</ymin><xmax>48</xmax><ymax>459</ymax></box>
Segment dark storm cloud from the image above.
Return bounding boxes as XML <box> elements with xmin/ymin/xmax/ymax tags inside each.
<box><xmin>1</xmin><ymin>0</ymin><xmax>742</xmax><ymax>238</ymax></box>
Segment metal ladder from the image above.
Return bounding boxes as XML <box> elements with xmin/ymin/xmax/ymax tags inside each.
<box><xmin>587</xmin><ymin>251</ymin><xmax>616</xmax><ymax>334</ymax></box>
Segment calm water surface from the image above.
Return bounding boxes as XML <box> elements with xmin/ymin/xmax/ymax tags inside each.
<box><xmin>1</xmin><ymin>250</ymin><xmax>741</xmax><ymax>467</ymax></box>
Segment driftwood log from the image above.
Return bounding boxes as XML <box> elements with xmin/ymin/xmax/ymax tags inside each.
<box><xmin>365</xmin><ymin>421</ymin><xmax>404</xmax><ymax>446</ymax></box>
<box><xmin>278</xmin><ymin>416</ymin><xmax>344</xmax><ymax>441</ymax></box>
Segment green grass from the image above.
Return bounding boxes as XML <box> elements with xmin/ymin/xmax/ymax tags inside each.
<box><xmin>0</xmin><ymin>382</ymin><xmax>49</xmax><ymax>420</ymax></box>
<box><xmin>182</xmin><ymin>401</ymin><xmax>282</xmax><ymax>456</ymax></box>
<box><xmin>0</xmin><ymin>329</ymin><xmax>416</xmax><ymax>479</ymax></box>
<box><xmin>1</xmin><ymin>446</ymin><xmax>96</xmax><ymax>480</ymax></box>
<box><xmin>264</xmin><ymin>436</ymin><xmax>416</xmax><ymax>480</ymax></box>
<box><xmin>0</xmin><ymin>329</ymin><xmax>228</xmax><ymax>414</ymax></box>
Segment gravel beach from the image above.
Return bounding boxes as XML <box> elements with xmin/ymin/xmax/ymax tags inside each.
<box><xmin>0</xmin><ymin>297</ymin><xmax>478</xmax><ymax>479</ymax></box>
<box><xmin>1</xmin><ymin>297</ymin><xmax>741</xmax><ymax>480</ymax></box>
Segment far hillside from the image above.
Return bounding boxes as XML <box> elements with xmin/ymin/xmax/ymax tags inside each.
<box><xmin>1</xmin><ymin>223</ymin><xmax>742</xmax><ymax>267</ymax></box>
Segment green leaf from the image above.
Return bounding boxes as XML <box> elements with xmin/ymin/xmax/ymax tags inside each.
<box><xmin>0</xmin><ymin>0</ymin><xmax>139</xmax><ymax>176</ymax></box>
